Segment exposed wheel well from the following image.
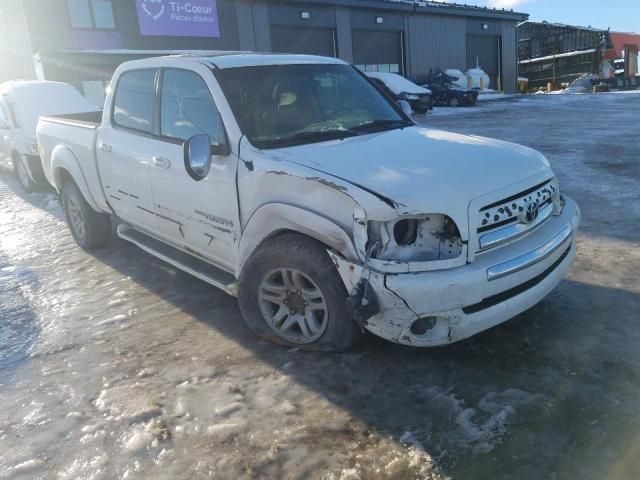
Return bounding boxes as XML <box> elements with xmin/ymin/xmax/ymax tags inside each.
<box><xmin>55</xmin><ymin>167</ymin><xmax>74</xmax><ymax>191</ymax></box>
<box><xmin>253</xmin><ymin>228</ymin><xmax>337</xmax><ymax>260</ymax></box>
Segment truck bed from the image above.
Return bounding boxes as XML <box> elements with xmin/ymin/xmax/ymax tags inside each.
<box><xmin>37</xmin><ymin>110</ymin><xmax>109</xmax><ymax>212</ymax></box>
<box><xmin>40</xmin><ymin>111</ymin><xmax>103</xmax><ymax>129</ymax></box>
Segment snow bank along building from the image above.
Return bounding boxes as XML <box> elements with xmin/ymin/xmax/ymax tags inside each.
<box><xmin>0</xmin><ymin>0</ymin><xmax>527</xmax><ymax>105</ymax></box>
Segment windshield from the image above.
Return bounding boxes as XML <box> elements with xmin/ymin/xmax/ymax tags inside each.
<box><xmin>215</xmin><ymin>63</ymin><xmax>410</xmax><ymax>149</ymax></box>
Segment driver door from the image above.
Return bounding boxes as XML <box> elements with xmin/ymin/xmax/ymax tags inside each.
<box><xmin>148</xmin><ymin>67</ymin><xmax>239</xmax><ymax>272</ymax></box>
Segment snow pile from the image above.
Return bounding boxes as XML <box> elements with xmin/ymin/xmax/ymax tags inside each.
<box><xmin>322</xmin><ymin>431</ymin><xmax>447</xmax><ymax>480</ymax></box>
<box><xmin>421</xmin><ymin>387</ymin><xmax>542</xmax><ymax>455</ymax></box>
<box><xmin>444</xmin><ymin>69</ymin><xmax>467</xmax><ymax>88</ymax></box>
<box><xmin>365</xmin><ymin>72</ymin><xmax>431</xmax><ymax>95</ymax></box>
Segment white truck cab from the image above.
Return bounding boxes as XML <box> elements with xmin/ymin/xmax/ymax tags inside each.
<box><xmin>0</xmin><ymin>81</ymin><xmax>96</xmax><ymax>192</ymax></box>
<box><xmin>37</xmin><ymin>53</ymin><xmax>580</xmax><ymax>350</ymax></box>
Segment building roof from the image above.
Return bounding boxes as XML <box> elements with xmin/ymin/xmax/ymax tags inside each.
<box><xmin>518</xmin><ymin>20</ymin><xmax>607</xmax><ymax>33</ymax></box>
<box><xmin>271</xmin><ymin>0</ymin><xmax>528</xmax><ymax>21</ymax></box>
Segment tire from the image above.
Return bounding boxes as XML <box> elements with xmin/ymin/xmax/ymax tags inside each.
<box><xmin>448</xmin><ymin>97</ymin><xmax>460</xmax><ymax>107</ymax></box>
<box><xmin>61</xmin><ymin>180</ymin><xmax>111</xmax><ymax>250</ymax></box>
<box><xmin>238</xmin><ymin>233</ymin><xmax>362</xmax><ymax>351</ymax></box>
<box><xmin>414</xmin><ymin>106</ymin><xmax>429</xmax><ymax>114</ymax></box>
<box><xmin>13</xmin><ymin>153</ymin><xmax>37</xmax><ymax>193</ymax></box>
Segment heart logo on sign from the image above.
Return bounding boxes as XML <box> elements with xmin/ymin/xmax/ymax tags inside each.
<box><xmin>141</xmin><ymin>0</ymin><xmax>165</xmax><ymax>21</ymax></box>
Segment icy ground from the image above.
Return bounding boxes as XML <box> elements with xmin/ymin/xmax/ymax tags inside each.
<box><xmin>1</xmin><ymin>92</ymin><xmax>640</xmax><ymax>479</ymax></box>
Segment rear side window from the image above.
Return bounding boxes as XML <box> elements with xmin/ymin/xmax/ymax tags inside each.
<box><xmin>160</xmin><ymin>69</ymin><xmax>219</xmax><ymax>142</ymax></box>
<box><xmin>113</xmin><ymin>69</ymin><xmax>157</xmax><ymax>134</ymax></box>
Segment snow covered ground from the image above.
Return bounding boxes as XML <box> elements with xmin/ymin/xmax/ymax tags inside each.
<box><xmin>1</xmin><ymin>92</ymin><xmax>640</xmax><ymax>479</ymax></box>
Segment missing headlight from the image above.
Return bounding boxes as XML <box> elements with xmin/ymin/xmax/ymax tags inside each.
<box><xmin>394</xmin><ymin>219</ymin><xmax>418</xmax><ymax>246</ymax></box>
<box><xmin>368</xmin><ymin>214</ymin><xmax>463</xmax><ymax>262</ymax></box>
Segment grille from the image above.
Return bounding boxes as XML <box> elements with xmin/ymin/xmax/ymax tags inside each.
<box><xmin>477</xmin><ymin>180</ymin><xmax>556</xmax><ymax>234</ymax></box>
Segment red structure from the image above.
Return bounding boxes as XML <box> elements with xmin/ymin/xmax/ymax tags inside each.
<box><xmin>606</xmin><ymin>32</ymin><xmax>640</xmax><ymax>76</ymax></box>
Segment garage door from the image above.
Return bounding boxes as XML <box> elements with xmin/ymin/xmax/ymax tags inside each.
<box><xmin>467</xmin><ymin>35</ymin><xmax>500</xmax><ymax>89</ymax></box>
<box><xmin>352</xmin><ymin>30</ymin><xmax>404</xmax><ymax>74</ymax></box>
<box><xmin>270</xmin><ymin>26</ymin><xmax>337</xmax><ymax>57</ymax></box>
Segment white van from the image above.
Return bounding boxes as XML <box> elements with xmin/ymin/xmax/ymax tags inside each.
<box><xmin>0</xmin><ymin>81</ymin><xmax>96</xmax><ymax>192</ymax></box>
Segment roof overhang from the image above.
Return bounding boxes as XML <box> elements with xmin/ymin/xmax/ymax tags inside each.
<box><xmin>267</xmin><ymin>0</ymin><xmax>528</xmax><ymax>22</ymax></box>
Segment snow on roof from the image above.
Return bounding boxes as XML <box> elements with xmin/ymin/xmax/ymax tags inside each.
<box><xmin>0</xmin><ymin>81</ymin><xmax>96</xmax><ymax>138</ymax></box>
<box><xmin>519</xmin><ymin>49</ymin><xmax>597</xmax><ymax>64</ymax></box>
<box><xmin>365</xmin><ymin>72</ymin><xmax>431</xmax><ymax>95</ymax></box>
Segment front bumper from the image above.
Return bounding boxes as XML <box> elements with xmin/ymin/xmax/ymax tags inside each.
<box><xmin>362</xmin><ymin>196</ymin><xmax>581</xmax><ymax>346</ymax></box>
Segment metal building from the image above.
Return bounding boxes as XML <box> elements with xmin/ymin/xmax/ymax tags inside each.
<box><xmin>518</xmin><ymin>21</ymin><xmax>612</xmax><ymax>89</ymax></box>
<box><xmin>0</xmin><ymin>0</ymin><xmax>527</xmax><ymax>105</ymax></box>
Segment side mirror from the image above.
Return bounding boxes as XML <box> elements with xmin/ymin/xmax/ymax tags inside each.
<box><xmin>184</xmin><ymin>134</ymin><xmax>213</xmax><ymax>181</ymax></box>
<box><xmin>397</xmin><ymin>99</ymin><xmax>413</xmax><ymax>116</ymax></box>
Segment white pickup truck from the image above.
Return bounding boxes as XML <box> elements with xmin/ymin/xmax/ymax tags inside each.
<box><xmin>37</xmin><ymin>53</ymin><xmax>580</xmax><ymax>351</ymax></box>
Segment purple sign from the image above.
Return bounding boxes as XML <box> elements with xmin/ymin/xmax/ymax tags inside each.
<box><xmin>136</xmin><ymin>0</ymin><xmax>220</xmax><ymax>38</ymax></box>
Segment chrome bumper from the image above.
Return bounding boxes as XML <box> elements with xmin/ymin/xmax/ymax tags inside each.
<box><xmin>487</xmin><ymin>223</ymin><xmax>572</xmax><ymax>282</ymax></box>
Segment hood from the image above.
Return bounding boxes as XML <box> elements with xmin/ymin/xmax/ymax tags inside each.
<box><xmin>272</xmin><ymin>126</ymin><xmax>552</xmax><ymax>235</ymax></box>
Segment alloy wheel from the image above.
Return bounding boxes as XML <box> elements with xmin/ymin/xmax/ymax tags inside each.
<box><xmin>258</xmin><ymin>268</ymin><xmax>329</xmax><ymax>344</ymax></box>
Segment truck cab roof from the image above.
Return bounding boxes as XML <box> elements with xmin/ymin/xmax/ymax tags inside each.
<box><xmin>118</xmin><ymin>52</ymin><xmax>348</xmax><ymax>71</ymax></box>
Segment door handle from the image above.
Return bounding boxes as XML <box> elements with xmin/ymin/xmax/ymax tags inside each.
<box><xmin>151</xmin><ymin>156</ymin><xmax>171</xmax><ymax>169</ymax></box>
<box><xmin>99</xmin><ymin>142</ymin><xmax>112</xmax><ymax>153</ymax></box>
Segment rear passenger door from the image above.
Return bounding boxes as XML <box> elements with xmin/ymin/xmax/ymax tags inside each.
<box><xmin>97</xmin><ymin>69</ymin><xmax>162</xmax><ymax>234</ymax></box>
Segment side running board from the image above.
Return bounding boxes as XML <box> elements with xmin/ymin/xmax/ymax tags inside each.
<box><xmin>117</xmin><ymin>224</ymin><xmax>238</xmax><ymax>297</ymax></box>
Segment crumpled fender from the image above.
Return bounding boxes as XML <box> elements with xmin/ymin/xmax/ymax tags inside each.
<box><xmin>236</xmin><ymin>203</ymin><xmax>359</xmax><ymax>277</ymax></box>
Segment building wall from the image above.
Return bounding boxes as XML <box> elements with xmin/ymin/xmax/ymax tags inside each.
<box><xmin>406</xmin><ymin>14</ymin><xmax>467</xmax><ymax>79</ymax></box>
<box><xmin>0</xmin><ymin>0</ymin><xmax>36</xmax><ymax>82</ymax></box>
<box><xmin>1</xmin><ymin>0</ymin><xmax>523</xmax><ymax>93</ymax></box>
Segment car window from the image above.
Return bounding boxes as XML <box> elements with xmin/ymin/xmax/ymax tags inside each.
<box><xmin>113</xmin><ymin>69</ymin><xmax>157</xmax><ymax>134</ymax></box>
<box><xmin>217</xmin><ymin>64</ymin><xmax>405</xmax><ymax>148</ymax></box>
<box><xmin>160</xmin><ymin>69</ymin><xmax>219</xmax><ymax>142</ymax></box>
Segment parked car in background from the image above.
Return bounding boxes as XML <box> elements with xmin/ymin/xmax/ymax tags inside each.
<box><xmin>416</xmin><ymin>69</ymin><xmax>479</xmax><ymax>107</ymax></box>
<box><xmin>365</xmin><ymin>72</ymin><xmax>433</xmax><ymax>114</ymax></box>
<box><xmin>0</xmin><ymin>81</ymin><xmax>96</xmax><ymax>192</ymax></box>
<box><xmin>38</xmin><ymin>53</ymin><xmax>580</xmax><ymax>351</ymax></box>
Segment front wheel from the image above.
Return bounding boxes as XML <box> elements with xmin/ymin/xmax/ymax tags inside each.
<box><xmin>61</xmin><ymin>180</ymin><xmax>111</xmax><ymax>250</ymax></box>
<box><xmin>238</xmin><ymin>233</ymin><xmax>362</xmax><ymax>351</ymax></box>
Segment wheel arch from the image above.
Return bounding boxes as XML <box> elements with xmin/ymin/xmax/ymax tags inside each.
<box><xmin>236</xmin><ymin>203</ymin><xmax>359</xmax><ymax>278</ymax></box>
<box><xmin>51</xmin><ymin>145</ymin><xmax>101</xmax><ymax>212</ymax></box>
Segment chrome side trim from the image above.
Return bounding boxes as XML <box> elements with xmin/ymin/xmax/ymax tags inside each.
<box><xmin>487</xmin><ymin>224</ymin><xmax>572</xmax><ymax>282</ymax></box>
<box><xmin>479</xmin><ymin>202</ymin><xmax>554</xmax><ymax>251</ymax></box>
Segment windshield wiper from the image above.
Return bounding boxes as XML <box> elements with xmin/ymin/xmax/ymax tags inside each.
<box><xmin>349</xmin><ymin>119</ymin><xmax>413</xmax><ymax>133</ymax></box>
<box><xmin>256</xmin><ymin>129</ymin><xmax>360</xmax><ymax>149</ymax></box>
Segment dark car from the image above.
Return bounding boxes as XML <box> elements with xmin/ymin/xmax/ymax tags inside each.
<box><xmin>415</xmin><ymin>69</ymin><xmax>479</xmax><ymax>107</ymax></box>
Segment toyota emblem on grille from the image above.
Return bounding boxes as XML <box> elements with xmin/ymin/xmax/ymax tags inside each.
<box><xmin>522</xmin><ymin>201</ymin><xmax>539</xmax><ymax>224</ymax></box>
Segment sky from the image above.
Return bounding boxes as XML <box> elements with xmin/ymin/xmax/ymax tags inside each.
<box><xmin>450</xmin><ymin>0</ymin><xmax>639</xmax><ymax>33</ymax></box>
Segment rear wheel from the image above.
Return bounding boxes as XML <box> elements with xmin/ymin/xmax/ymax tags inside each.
<box><xmin>238</xmin><ymin>233</ymin><xmax>362</xmax><ymax>351</ymax></box>
<box><xmin>13</xmin><ymin>154</ymin><xmax>36</xmax><ymax>193</ymax></box>
<box><xmin>61</xmin><ymin>180</ymin><xmax>111</xmax><ymax>249</ymax></box>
